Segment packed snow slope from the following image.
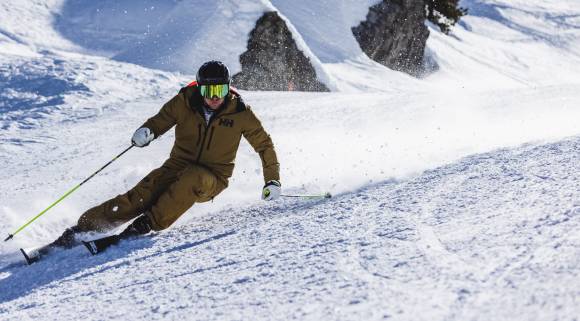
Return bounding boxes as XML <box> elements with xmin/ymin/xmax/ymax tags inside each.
<box><xmin>1</xmin><ymin>0</ymin><xmax>580</xmax><ymax>320</ymax></box>
<box><xmin>1</xmin><ymin>138</ymin><xmax>579</xmax><ymax>320</ymax></box>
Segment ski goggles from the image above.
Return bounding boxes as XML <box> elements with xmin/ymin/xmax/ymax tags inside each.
<box><xmin>200</xmin><ymin>84</ymin><xmax>229</xmax><ymax>99</ymax></box>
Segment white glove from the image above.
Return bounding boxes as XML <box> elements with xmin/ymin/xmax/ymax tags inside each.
<box><xmin>132</xmin><ymin>127</ymin><xmax>154</xmax><ymax>147</ymax></box>
<box><xmin>262</xmin><ymin>180</ymin><xmax>281</xmax><ymax>201</ymax></box>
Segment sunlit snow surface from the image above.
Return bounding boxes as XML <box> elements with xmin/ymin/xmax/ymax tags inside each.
<box><xmin>0</xmin><ymin>0</ymin><xmax>579</xmax><ymax>320</ymax></box>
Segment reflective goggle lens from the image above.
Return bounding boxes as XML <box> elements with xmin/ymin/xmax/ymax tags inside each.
<box><xmin>200</xmin><ymin>84</ymin><xmax>229</xmax><ymax>99</ymax></box>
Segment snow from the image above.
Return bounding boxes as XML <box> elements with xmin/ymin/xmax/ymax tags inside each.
<box><xmin>2</xmin><ymin>139</ymin><xmax>578</xmax><ymax>320</ymax></box>
<box><xmin>270</xmin><ymin>0</ymin><xmax>380</xmax><ymax>63</ymax></box>
<box><xmin>1</xmin><ymin>0</ymin><xmax>579</xmax><ymax>320</ymax></box>
<box><xmin>428</xmin><ymin>0</ymin><xmax>580</xmax><ymax>89</ymax></box>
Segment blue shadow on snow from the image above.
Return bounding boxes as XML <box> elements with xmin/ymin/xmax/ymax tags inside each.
<box><xmin>0</xmin><ymin>231</ymin><xmax>233</xmax><ymax>305</ymax></box>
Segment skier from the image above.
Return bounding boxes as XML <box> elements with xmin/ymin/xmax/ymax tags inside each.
<box><xmin>25</xmin><ymin>60</ymin><xmax>281</xmax><ymax>260</ymax></box>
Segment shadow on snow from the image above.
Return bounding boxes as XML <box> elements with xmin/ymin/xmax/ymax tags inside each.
<box><xmin>461</xmin><ymin>0</ymin><xmax>580</xmax><ymax>50</ymax></box>
<box><xmin>0</xmin><ymin>230</ymin><xmax>237</xmax><ymax>305</ymax></box>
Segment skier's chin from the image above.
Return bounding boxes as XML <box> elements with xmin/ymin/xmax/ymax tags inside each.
<box><xmin>204</xmin><ymin>97</ymin><xmax>224</xmax><ymax>110</ymax></box>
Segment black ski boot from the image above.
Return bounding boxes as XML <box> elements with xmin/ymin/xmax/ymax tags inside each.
<box><xmin>51</xmin><ymin>226</ymin><xmax>82</xmax><ymax>248</ymax></box>
<box><xmin>20</xmin><ymin>225</ymin><xmax>82</xmax><ymax>265</ymax></box>
<box><xmin>83</xmin><ymin>214</ymin><xmax>153</xmax><ymax>255</ymax></box>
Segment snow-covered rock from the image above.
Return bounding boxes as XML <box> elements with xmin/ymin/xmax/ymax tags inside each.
<box><xmin>353</xmin><ymin>0</ymin><xmax>430</xmax><ymax>76</ymax></box>
<box><xmin>232</xmin><ymin>11</ymin><xmax>329</xmax><ymax>92</ymax></box>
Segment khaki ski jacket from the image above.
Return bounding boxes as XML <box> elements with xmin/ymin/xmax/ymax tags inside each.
<box><xmin>141</xmin><ymin>82</ymin><xmax>280</xmax><ymax>187</ymax></box>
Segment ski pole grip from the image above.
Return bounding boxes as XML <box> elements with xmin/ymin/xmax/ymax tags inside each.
<box><xmin>4</xmin><ymin>234</ymin><xmax>14</xmax><ymax>242</ymax></box>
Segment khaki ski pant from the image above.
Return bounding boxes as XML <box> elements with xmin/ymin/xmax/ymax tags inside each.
<box><xmin>77</xmin><ymin>164</ymin><xmax>225</xmax><ymax>232</ymax></box>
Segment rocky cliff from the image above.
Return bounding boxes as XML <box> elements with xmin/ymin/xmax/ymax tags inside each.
<box><xmin>352</xmin><ymin>0</ymin><xmax>430</xmax><ymax>76</ymax></box>
<box><xmin>232</xmin><ymin>12</ymin><xmax>329</xmax><ymax>92</ymax></box>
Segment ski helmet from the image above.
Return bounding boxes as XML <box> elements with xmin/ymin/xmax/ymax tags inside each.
<box><xmin>196</xmin><ymin>61</ymin><xmax>231</xmax><ymax>85</ymax></box>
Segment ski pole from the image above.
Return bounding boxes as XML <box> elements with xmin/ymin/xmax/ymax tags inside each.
<box><xmin>281</xmin><ymin>192</ymin><xmax>332</xmax><ymax>199</ymax></box>
<box><xmin>4</xmin><ymin>144</ymin><xmax>135</xmax><ymax>242</ymax></box>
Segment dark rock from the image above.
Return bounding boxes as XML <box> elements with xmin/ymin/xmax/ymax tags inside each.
<box><xmin>352</xmin><ymin>0</ymin><xmax>430</xmax><ymax>76</ymax></box>
<box><xmin>232</xmin><ymin>11</ymin><xmax>329</xmax><ymax>92</ymax></box>
<box><xmin>426</xmin><ymin>0</ymin><xmax>468</xmax><ymax>34</ymax></box>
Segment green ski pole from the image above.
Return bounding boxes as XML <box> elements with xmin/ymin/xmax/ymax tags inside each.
<box><xmin>281</xmin><ymin>192</ymin><xmax>332</xmax><ymax>199</ymax></box>
<box><xmin>4</xmin><ymin>144</ymin><xmax>135</xmax><ymax>242</ymax></box>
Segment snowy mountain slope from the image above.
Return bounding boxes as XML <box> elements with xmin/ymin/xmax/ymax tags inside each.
<box><xmin>1</xmin><ymin>137</ymin><xmax>578</xmax><ymax>320</ymax></box>
<box><xmin>34</xmin><ymin>0</ymin><xmax>418</xmax><ymax>92</ymax></box>
<box><xmin>427</xmin><ymin>0</ymin><xmax>580</xmax><ymax>89</ymax></box>
<box><xmin>1</xmin><ymin>83</ymin><xmax>578</xmax><ymax>252</ymax></box>
<box><xmin>0</xmin><ymin>52</ymin><xmax>179</xmax><ymax>132</ymax></box>
<box><xmin>53</xmin><ymin>0</ymin><xmax>266</xmax><ymax>72</ymax></box>
<box><xmin>0</xmin><ymin>0</ymin><xmax>79</xmax><ymax>53</ymax></box>
<box><xmin>53</xmin><ymin>0</ymin><xmax>339</xmax><ymax>89</ymax></box>
<box><xmin>0</xmin><ymin>0</ymin><xmax>579</xmax><ymax>320</ymax></box>
<box><xmin>270</xmin><ymin>0</ymin><xmax>379</xmax><ymax>63</ymax></box>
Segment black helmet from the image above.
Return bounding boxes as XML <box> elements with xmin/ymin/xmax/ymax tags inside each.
<box><xmin>196</xmin><ymin>61</ymin><xmax>230</xmax><ymax>85</ymax></box>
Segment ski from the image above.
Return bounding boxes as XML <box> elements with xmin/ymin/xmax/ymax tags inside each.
<box><xmin>82</xmin><ymin>234</ymin><xmax>122</xmax><ymax>255</ymax></box>
<box><xmin>18</xmin><ymin>234</ymin><xmax>122</xmax><ymax>264</ymax></box>
<box><xmin>19</xmin><ymin>235</ymin><xmax>122</xmax><ymax>264</ymax></box>
<box><xmin>19</xmin><ymin>244</ymin><xmax>59</xmax><ymax>265</ymax></box>
<box><xmin>82</xmin><ymin>218</ymin><xmax>151</xmax><ymax>255</ymax></box>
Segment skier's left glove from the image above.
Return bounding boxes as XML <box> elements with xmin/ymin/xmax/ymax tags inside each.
<box><xmin>262</xmin><ymin>180</ymin><xmax>281</xmax><ymax>201</ymax></box>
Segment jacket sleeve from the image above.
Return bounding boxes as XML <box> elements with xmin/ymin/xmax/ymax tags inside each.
<box><xmin>242</xmin><ymin>108</ymin><xmax>280</xmax><ymax>184</ymax></box>
<box><xmin>140</xmin><ymin>94</ymin><xmax>182</xmax><ymax>138</ymax></box>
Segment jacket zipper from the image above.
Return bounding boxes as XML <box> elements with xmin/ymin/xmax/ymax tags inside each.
<box><xmin>196</xmin><ymin>124</ymin><xmax>202</xmax><ymax>146</ymax></box>
<box><xmin>196</xmin><ymin>123</ymin><xmax>209</xmax><ymax>162</ymax></box>
<box><xmin>196</xmin><ymin>116</ymin><xmax>216</xmax><ymax>162</ymax></box>
<box><xmin>194</xmin><ymin>111</ymin><xmax>235</xmax><ymax>162</ymax></box>
<box><xmin>206</xmin><ymin>126</ymin><xmax>215</xmax><ymax>150</ymax></box>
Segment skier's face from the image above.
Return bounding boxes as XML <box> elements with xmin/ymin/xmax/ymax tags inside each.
<box><xmin>204</xmin><ymin>97</ymin><xmax>224</xmax><ymax>110</ymax></box>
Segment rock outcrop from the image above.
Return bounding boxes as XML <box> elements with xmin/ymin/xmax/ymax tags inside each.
<box><xmin>232</xmin><ymin>12</ymin><xmax>328</xmax><ymax>92</ymax></box>
<box><xmin>352</xmin><ymin>0</ymin><xmax>430</xmax><ymax>76</ymax></box>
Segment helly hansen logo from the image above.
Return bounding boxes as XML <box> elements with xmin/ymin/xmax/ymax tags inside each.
<box><xmin>219</xmin><ymin>118</ymin><xmax>234</xmax><ymax>127</ymax></box>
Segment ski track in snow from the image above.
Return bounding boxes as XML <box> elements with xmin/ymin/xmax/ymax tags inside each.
<box><xmin>0</xmin><ymin>137</ymin><xmax>578</xmax><ymax>320</ymax></box>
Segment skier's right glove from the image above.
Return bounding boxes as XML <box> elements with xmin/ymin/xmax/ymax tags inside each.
<box><xmin>132</xmin><ymin>127</ymin><xmax>154</xmax><ymax>147</ymax></box>
<box><xmin>262</xmin><ymin>180</ymin><xmax>281</xmax><ymax>201</ymax></box>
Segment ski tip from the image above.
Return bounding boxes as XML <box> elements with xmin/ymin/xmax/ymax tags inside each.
<box><xmin>20</xmin><ymin>248</ymin><xmax>36</xmax><ymax>265</ymax></box>
<box><xmin>325</xmin><ymin>192</ymin><xmax>332</xmax><ymax>198</ymax></box>
<box><xmin>82</xmin><ymin>241</ymin><xmax>98</xmax><ymax>256</ymax></box>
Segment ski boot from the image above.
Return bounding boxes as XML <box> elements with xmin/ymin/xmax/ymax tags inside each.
<box><xmin>20</xmin><ymin>226</ymin><xmax>81</xmax><ymax>265</ymax></box>
<box><xmin>83</xmin><ymin>214</ymin><xmax>152</xmax><ymax>255</ymax></box>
